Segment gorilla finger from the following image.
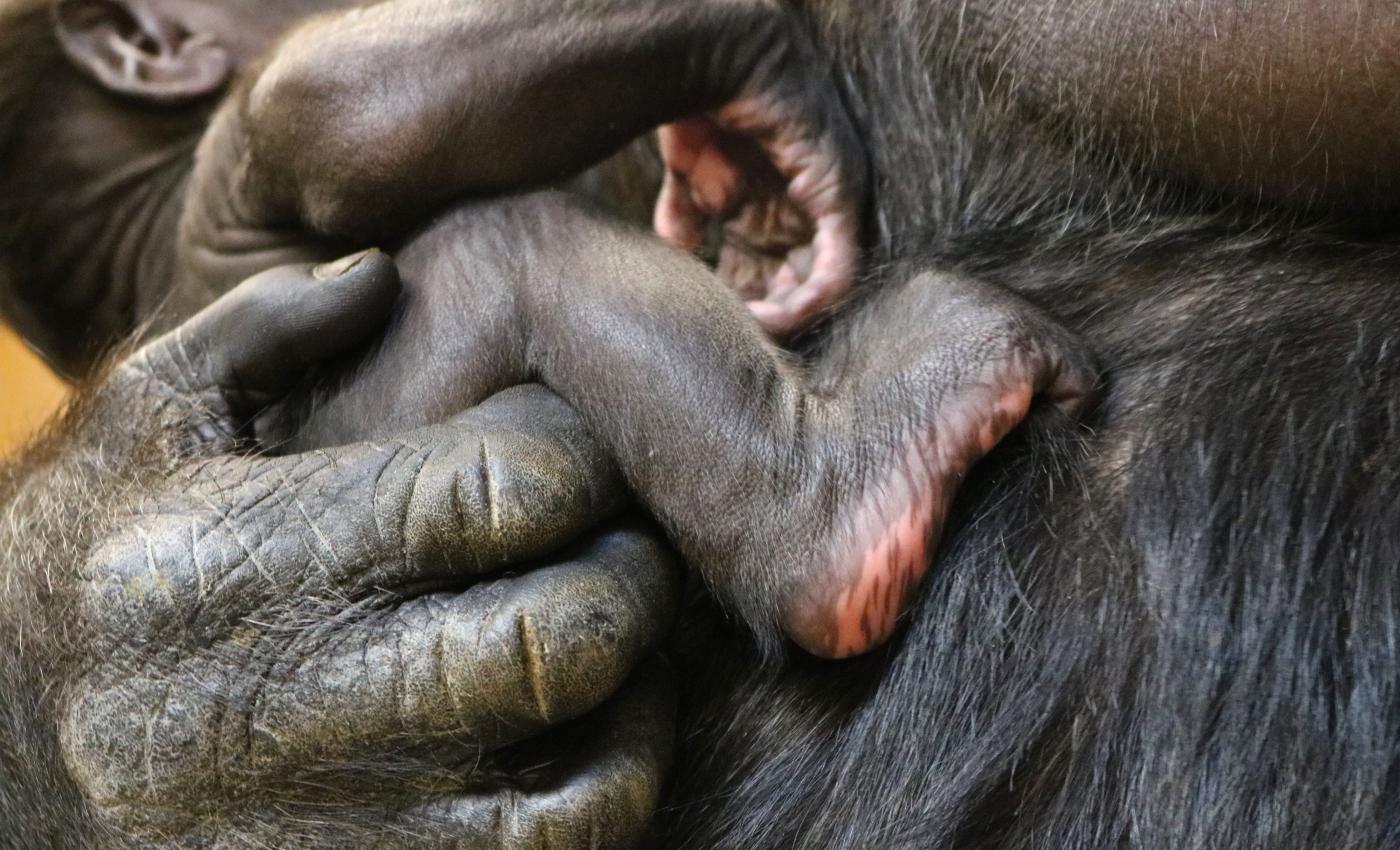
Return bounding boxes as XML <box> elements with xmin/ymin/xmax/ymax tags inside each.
<box><xmin>139</xmin><ymin>249</ymin><xmax>400</xmax><ymax>416</ymax></box>
<box><xmin>170</xmin><ymin>387</ymin><xmax>626</xmax><ymax>604</ymax></box>
<box><xmin>68</xmin><ymin>530</ymin><xmax>674</xmax><ymax>807</ymax></box>
<box><xmin>246</xmin><ymin>524</ymin><xmax>681</xmax><ymax>768</ymax></box>
<box><xmin>353</xmin><ymin>387</ymin><xmax>631</xmax><ymax>584</ymax></box>
<box><xmin>380</xmin><ymin>669</ymin><xmax>674</xmax><ymax>850</ymax></box>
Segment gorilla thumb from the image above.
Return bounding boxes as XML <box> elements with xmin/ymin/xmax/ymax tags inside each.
<box><xmin>142</xmin><ymin>249</ymin><xmax>401</xmax><ymax>416</ymax></box>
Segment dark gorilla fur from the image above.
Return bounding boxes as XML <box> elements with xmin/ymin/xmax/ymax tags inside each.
<box><xmin>663</xmin><ymin>224</ymin><xmax>1400</xmax><ymax>848</ymax></box>
<box><xmin>0</xmin><ymin>372</ymin><xmax>164</xmax><ymax>847</ymax></box>
<box><xmin>655</xmin><ymin>2</ymin><xmax>1400</xmax><ymax>847</ymax></box>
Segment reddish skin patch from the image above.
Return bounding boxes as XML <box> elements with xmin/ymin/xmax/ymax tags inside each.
<box><xmin>825</xmin><ymin>492</ymin><xmax>948</xmax><ymax>660</ymax></box>
<box><xmin>655</xmin><ymin>98</ymin><xmax>859</xmax><ymax>338</ymax></box>
<box><xmin>787</xmin><ymin>383</ymin><xmax>1037</xmax><ymax>659</ymax></box>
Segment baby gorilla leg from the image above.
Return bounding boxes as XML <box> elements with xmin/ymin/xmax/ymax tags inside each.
<box><xmin>278</xmin><ymin>195</ymin><xmax>1093</xmax><ymax>659</ymax></box>
<box><xmin>534</xmin><ymin>232</ymin><xmax>1093</xmax><ymax>659</ymax></box>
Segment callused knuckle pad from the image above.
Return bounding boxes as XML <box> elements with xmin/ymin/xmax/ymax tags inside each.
<box><xmin>403</xmin><ymin>427</ymin><xmax>601</xmax><ymax>571</ymax></box>
<box><xmin>242</xmin><ymin>534</ymin><xmax>657</xmax><ymax>751</ymax></box>
<box><xmin>61</xmin><ymin>667</ymin><xmax>230</xmax><ymax>818</ymax></box>
<box><xmin>79</xmin><ymin>513</ymin><xmax>211</xmax><ymax>645</ymax></box>
<box><xmin>79</xmin><ymin>457</ymin><xmax>365</xmax><ymax>650</ymax></box>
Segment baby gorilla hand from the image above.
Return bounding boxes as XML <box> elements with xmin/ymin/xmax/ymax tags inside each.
<box><xmin>655</xmin><ymin>6</ymin><xmax>866</xmax><ymax>338</ymax></box>
<box><xmin>29</xmin><ymin>257</ymin><xmax>679</xmax><ymax>848</ymax></box>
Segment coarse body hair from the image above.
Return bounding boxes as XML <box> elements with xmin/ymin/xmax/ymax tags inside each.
<box><xmin>657</xmin><ymin>2</ymin><xmax>1400</xmax><ymax>847</ymax></box>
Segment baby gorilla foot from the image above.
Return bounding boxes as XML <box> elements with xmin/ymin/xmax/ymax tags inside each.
<box><xmin>779</xmin><ymin>276</ymin><xmax>1096</xmax><ymax>658</ymax></box>
<box><xmin>654</xmin><ymin>31</ymin><xmax>865</xmax><ymax>338</ymax></box>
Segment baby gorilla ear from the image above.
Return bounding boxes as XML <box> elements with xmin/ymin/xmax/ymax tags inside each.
<box><xmin>53</xmin><ymin>0</ymin><xmax>231</xmax><ymax>103</ymax></box>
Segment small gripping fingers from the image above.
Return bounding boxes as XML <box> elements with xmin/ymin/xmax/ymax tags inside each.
<box><xmin>654</xmin><ymin>33</ymin><xmax>867</xmax><ymax>340</ymax></box>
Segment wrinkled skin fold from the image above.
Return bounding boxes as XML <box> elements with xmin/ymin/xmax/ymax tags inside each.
<box><xmin>0</xmin><ymin>260</ymin><xmax>679</xmax><ymax>848</ymax></box>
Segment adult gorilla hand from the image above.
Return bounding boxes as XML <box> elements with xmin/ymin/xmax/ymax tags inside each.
<box><xmin>0</xmin><ymin>255</ymin><xmax>679</xmax><ymax>849</ymax></box>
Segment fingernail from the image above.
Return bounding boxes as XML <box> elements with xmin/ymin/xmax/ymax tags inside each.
<box><xmin>313</xmin><ymin>248</ymin><xmax>380</xmax><ymax>280</ymax></box>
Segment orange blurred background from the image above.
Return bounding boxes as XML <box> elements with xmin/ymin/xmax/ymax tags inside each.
<box><xmin>0</xmin><ymin>324</ymin><xmax>70</xmax><ymax>456</ymax></box>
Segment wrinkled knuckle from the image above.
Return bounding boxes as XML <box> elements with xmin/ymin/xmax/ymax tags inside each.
<box><xmin>401</xmin><ymin>437</ymin><xmax>478</xmax><ymax>529</ymax></box>
<box><xmin>405</xmin><ymin>429</ymin><xmax>544</xmax><ymax>567</ymax></box>
<box><xmin>79</xmin><ymin>529</ymin><xmax>188</xmax><ymax>640</ymax></box>
<box><xmin>59</xmin><ymin>690</ymin><xmax>155</xmax><ymax>810</ymax></box>
<box><xmin>59</xmin><ymin>672</ymin><xmax>216</xmax><ymax>821</ymax></box>
<box><xmin>119</xmin><ymin>338</ymin><xmax>200</xmax><ymax>402</ymax></box>
<box><xmin>100</xmin><ymin>338</ymin><xmax>234</xmax><ymax>454</ymax></box>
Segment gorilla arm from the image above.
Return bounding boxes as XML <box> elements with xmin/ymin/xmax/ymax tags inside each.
<box><xmin>0</xmin><ymin>256</ymin><xmax>679</xmax><ymax>849</ymax></box>
<box><xmin>187</xmin><ymin>0</ymin><xmax>864</xmax><ymax>336</ymax></box>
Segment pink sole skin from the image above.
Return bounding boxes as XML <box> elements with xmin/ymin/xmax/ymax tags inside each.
<box><xmin>788</xmin><ymin>383</ymin><xmax>1037</xmax><ymax>659</ymax></box>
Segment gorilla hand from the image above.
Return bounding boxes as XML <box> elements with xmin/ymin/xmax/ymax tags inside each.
<box><xmin>0</xmin><ymin>255</ymin><xmax>679</xmax><ymax>849</ymax></box>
